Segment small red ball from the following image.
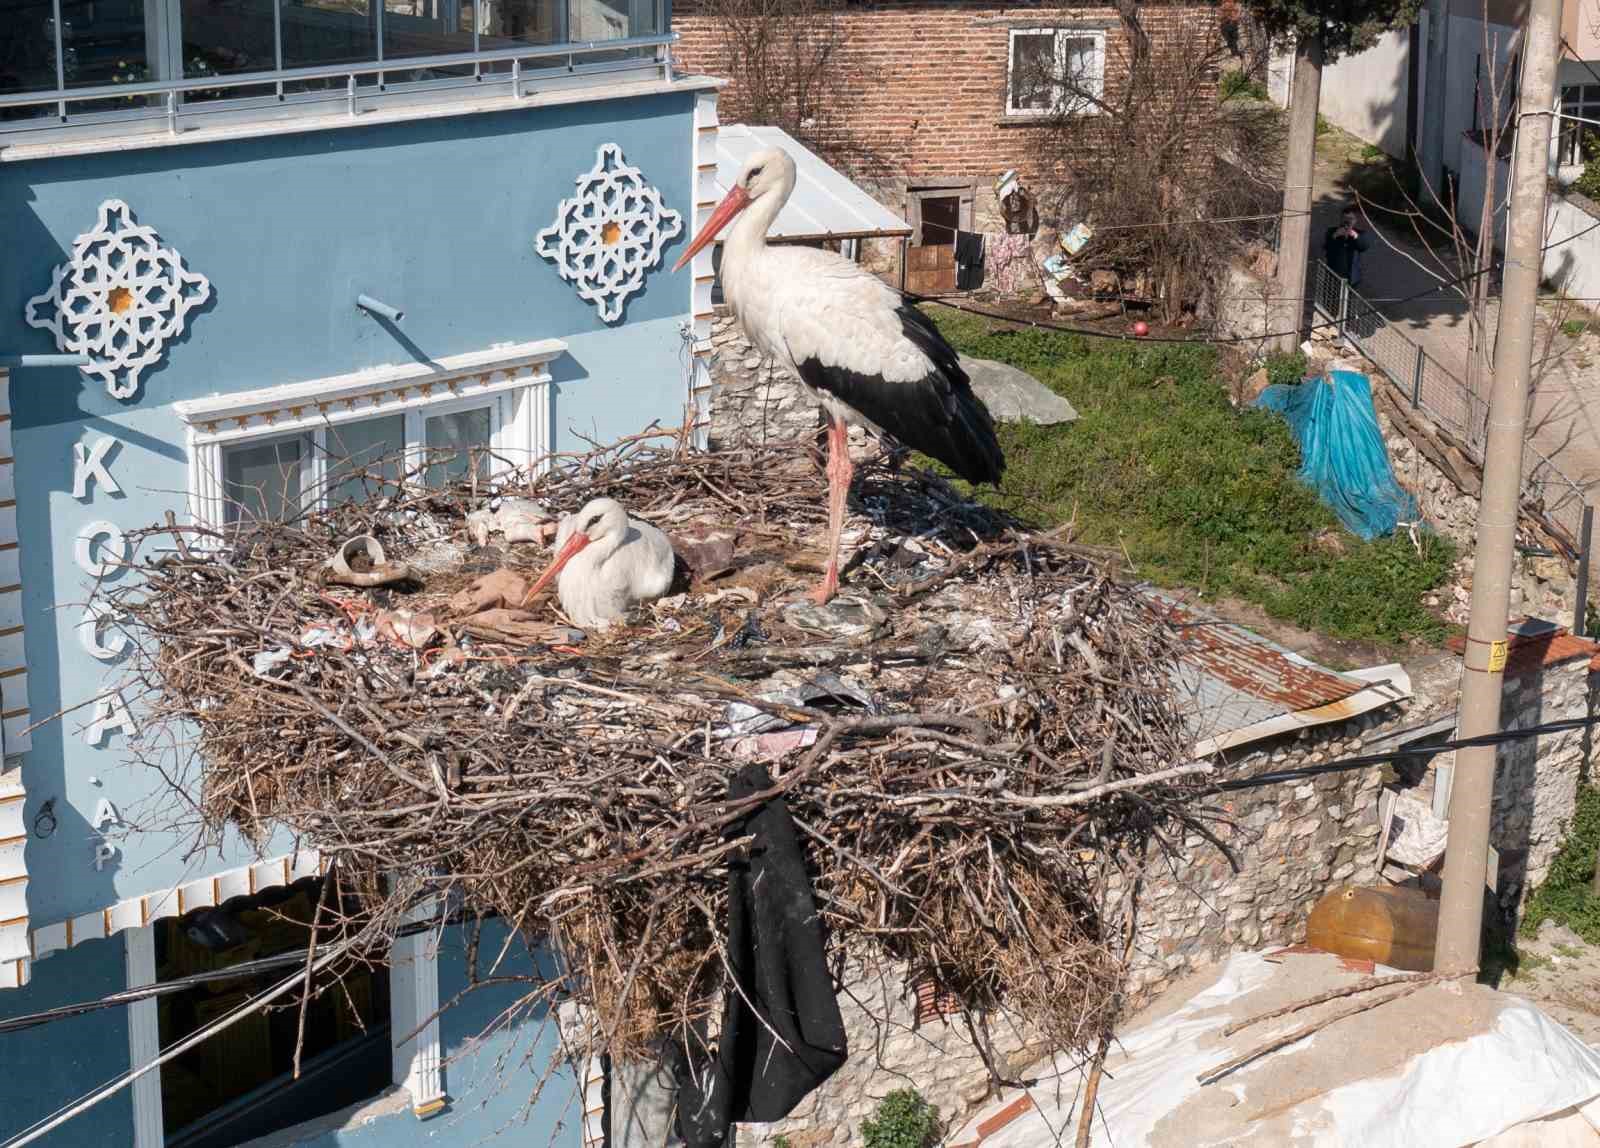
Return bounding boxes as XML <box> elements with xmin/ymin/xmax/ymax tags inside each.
<box><xmin>1131</xmin><ymin>321</ymin><xmax>1150</xmax><ymax>337</ymax></box>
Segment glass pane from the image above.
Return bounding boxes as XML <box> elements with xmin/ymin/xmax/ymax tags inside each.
<box><xmin>384</xmin><ymin>0</ymin><xmax>475</xmax><ymax>74</ymax></box>
<box><xmin>1010</xmin><ymin>33</ymin><xmax>1056</xmax><ymax>111</ymax></box>
<box><xmin>325</xmin><ymin>414</ymin><xmax>405</xmax><ymax>505</ymax></box>
<box><xmin>1061</xmin><ymin>36</ymin><xmax>1096</xmax><ymax>81</ymax></box>
<box><xmin>178</xmin><ymin>0</ymin><xmax>277</xmax><ymax>99</ymax></box>
<box><xmin>280</xmin><ymin>0</ymin><xmax>377</xmax><ymax>70</ymax></box>
<box><xmin>0</xmin><ymin>0</ymin><xmax>60</xmax><ymax>116</ymax></box>
<box><xmin>568</xmin><ymin>0</ymin><xmax>629</xmax><ymax>40</ymax></box>
<box><xmin>224</xmin><ymin>436</ymin><xmax>307</xmax><ymax>524</ymax></box>
<box><xmin>479</xmin><ymin>0</ymin><xmax>560</xmax><ymax>50</ymax></box>
<box><xmin>59</xmin><ymin>0</ymin><xmax>151</xmax><ymax>93</ymax></box>
<box><xmin>424</xmin><ymin>406</ymin><xmax>491</xmax><ymax>488</ymax></box>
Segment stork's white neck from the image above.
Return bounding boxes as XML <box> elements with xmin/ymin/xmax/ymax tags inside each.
<box><xmin>719</xmin><ymin>183</ymin><xmax>789</xmax><ymax>315</ymax></box>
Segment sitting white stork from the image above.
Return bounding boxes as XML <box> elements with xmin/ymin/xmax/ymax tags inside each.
<box><xmin>673</xmin><ymin>146</ymin><xmax>1005</xmax><ymax>604</ymax></box>
<box><xmin>521</xmin><ymin>498</ymin><xmax>675</xmax><ymax>631</ymax></box>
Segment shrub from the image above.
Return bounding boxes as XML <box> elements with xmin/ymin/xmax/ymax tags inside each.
<box><xmin>1265</xmin><ymin>350</ymin><xmax>1308</xmax><ymax>388</ymax></box>
<box><xmin>1220</xmin><ymin>69</ymin><xmax>1269</xmax><ymax>101</ymax></box>
<box><xmin>861</xmin><ymin>1089</ymin><xmax>939</xmax><ymax>1148</ymax></box>
<box><xmin>1522</xmin><ymin>785</ymin><xmax>1600</xmax><ymax>942</ymax></box>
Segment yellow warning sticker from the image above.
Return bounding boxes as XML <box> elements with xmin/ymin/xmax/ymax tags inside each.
<box><xmin>1488</xmin><ymin>639</ymin><xmax>1509</xmax><ymax>672</ymax></box>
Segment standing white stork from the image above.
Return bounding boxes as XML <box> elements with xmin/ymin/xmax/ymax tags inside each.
<box><xmin>673</xmin><ymin>146</ymin><xmax>1005</xmax><ymax>604</ymax></box>
<box><xmin>521</xmin><ymin>498</ymin><xmax>676</xmax><ymax>631</ymax></box>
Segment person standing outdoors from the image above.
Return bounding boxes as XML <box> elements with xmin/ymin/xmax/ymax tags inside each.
<box><xmin>1324</xmin><ymin>205</ymin><xmax>1374</xmax><ymax>332</ymax></box>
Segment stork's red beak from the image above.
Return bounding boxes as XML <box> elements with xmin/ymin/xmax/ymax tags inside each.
<box><xmin>672</xmin><ymin>185</ymin><xmax>751</xmax><ymax>272</ymax></box>
<box><xmin>521</xmin><ymin>531</ymin><xmax>591</xmax><ymax>608</ymax></box>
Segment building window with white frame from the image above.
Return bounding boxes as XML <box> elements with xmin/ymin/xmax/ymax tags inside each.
<box><xmin>1006</xmin><ymin>27</ymin><xmax>1105</xmax><ymax>117</ymax></box>
<box><xmin>175</xmin><ymin>340</ymin><xmax>564</xmax><ymax>530</ymax></box>
<box><xmin>1561</xmin><ymin>84</ymin><xmax>1600</xmax><ymax>167</ymax></box>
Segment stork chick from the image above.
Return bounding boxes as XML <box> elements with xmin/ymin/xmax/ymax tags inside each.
<box><xmin>522</xmin><ymin>498</ymin><xmax>675</xmax><ymax>631</ymax></box>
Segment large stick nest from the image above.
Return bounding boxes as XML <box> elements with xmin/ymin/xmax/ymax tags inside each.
<box><xmin>101</xmin><ymin>429</ymin><xmax>1212</xmax><ymax>1069</ymax></box>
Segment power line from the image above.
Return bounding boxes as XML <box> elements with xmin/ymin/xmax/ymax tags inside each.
<box><xmin>2</xmin><ymin>706</ymin><xmax>1598</xmax><ymax>1042</ymax></box>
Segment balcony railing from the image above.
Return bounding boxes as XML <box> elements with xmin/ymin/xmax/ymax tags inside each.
<box><xmin>0</xmin><ymin>2</ymin><xmax>675</xmax><ymax>147</ymax></box>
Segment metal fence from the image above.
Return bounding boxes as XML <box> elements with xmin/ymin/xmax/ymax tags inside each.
<box><xmin>1309</xmin><ymin>262</ymin><xmax>1591</xmax><ymax>556</ymax></box>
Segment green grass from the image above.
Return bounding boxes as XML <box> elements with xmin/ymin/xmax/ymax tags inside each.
<box><xmin>1219</xmin><ymin>69</ymin><xmax>1268</xmax><ymax>101</ymax></box>
<box><xmin>1522</xmin><ymin>784</ymin><xmax>1600</xmax><ymax>943</ymax></box>
<box><xmin>924</xmin><ymin>307</ymin><xmax>1456</xmax><ymax>646</ymax></box>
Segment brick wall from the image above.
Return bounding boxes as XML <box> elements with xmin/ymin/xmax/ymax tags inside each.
<box><xmin>672</xmin><ymin>1</ymin><xmax>1220</xmax><ymax>237</ymax></box>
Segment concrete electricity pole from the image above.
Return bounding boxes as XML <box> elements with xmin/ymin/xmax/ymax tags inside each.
<box><xmin>1433</xmin><ymin>0</ymin><xmax>1563</xmax><ymax>974</ymax></box>
<box><xmin>1272</xmin><ymin>35</ymin><xmax>1323</xmax><ymax>354</ymax></box>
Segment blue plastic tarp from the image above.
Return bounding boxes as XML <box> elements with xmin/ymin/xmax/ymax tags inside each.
<box><xmin>1254</xmin><ymin>368</ymin><xmax>1419</xmax><ymax>541</ymax></box>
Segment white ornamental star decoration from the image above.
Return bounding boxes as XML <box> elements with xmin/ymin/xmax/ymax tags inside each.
<box><xmin>25</xmin><ymin>199</ymin><xmax>211</xmax><ymax>400</ymax></box>
<box><xmin>535</xmin><ymin>144</ymin><xmax>683</xmax><ymax>324</ymax></box>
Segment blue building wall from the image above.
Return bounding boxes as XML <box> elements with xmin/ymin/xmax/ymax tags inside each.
<box><xmin>0</xmin><ymin>934</ymin><xmax>133</xmax><ymax>1147</ymax></box>
<box><xmin>265</xmin><ymin>922</ymin><xmax>583</xmax><ymax>1148</ymax></box>
<box><xmin>0</xmin><ymin>92</ymin><xmax>698</xmax><ymax>927</ymax></box>
<box><xmin>0</xmin><ymin>87</ymin><xmax>699</xmax><ymax>1145</ymax></box>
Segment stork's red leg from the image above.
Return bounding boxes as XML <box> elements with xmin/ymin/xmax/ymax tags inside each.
<box><xmin>812</xmin><ymin>416</ymin><xmax>853</xmax><ymax>605</ymax></box>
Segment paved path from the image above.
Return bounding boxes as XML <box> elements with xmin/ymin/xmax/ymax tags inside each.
<box><xmin>1311</xmin><ymin>130</ymin><xmax>1600</xmax><ymax>546</ymax></box>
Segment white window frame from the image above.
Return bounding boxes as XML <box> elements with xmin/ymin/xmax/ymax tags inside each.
<box><xmin>1005</xmin><ymin>27</ymin><xmax>1106</xmax><ymax>118</ymax></box>
<box><xmin>174</xmin><ymin>340</ymin><xmax>565</xmax><ymax>531</ymax></box>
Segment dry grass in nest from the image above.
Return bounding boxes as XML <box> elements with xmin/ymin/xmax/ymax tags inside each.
<box><xmin>98</xmin><ymin>426</ymin><xmax>1216</xmax><ymax>1076</ymax></box>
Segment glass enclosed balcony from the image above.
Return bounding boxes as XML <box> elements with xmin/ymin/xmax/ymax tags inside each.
<box><xmin>0</xmin><ymin>0</ymin><xmax>670</xmax><ymax>145</ymax></box>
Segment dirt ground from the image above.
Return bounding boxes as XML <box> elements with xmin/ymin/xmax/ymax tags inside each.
<box><xmin>1498</xmin><ymin>919</ymin><xmax>1600</xmax><ymax>1047</ymax></box>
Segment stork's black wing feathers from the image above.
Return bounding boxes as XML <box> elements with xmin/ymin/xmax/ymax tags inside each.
<box><xmin>795</xmin><ymin>305</ymin><xmax>1006</xmax><ymax>486</ymax></box>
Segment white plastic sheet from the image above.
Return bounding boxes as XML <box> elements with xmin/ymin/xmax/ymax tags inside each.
<box><xmin>965</xmin><ymin>952</ymin><xmax>1600</xmax><ymax>1148</ymax></box>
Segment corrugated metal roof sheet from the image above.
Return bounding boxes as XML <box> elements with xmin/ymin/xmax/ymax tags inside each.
<box><xmin>1148</xmin><ymin>592</ymin><xmax>1413</xmax><ymax>756</ymax></box>
<box><xmin>714</xmin><ymin>124</ymin><xmax>912</xmax><ymax>242</ymax></box>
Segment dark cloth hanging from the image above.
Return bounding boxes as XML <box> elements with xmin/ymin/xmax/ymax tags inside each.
<box><xmin>954</xmin><ymin>230</ymin><xmax>987</xmax><ymax>290</ymax></box>
<box><xmin>663</xmin><ymin>762</ymin><xmax>848</xmax><ymax>1148</ymax></box>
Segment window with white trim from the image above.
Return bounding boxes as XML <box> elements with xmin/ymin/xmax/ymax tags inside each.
<box><xmin>1006</xmin><ymin>27</ymin><xmax>1105</xmax><ymax>117</ymax></box>
<box><xmin>175</xmin><ymin>339</ymin><xmax>563</xmax><ymax>530</ymax></box>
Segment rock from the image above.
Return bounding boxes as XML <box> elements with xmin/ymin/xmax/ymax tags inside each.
<box><xmin>958</xmin><ymin>355</ymin><xmax>1079</xmax><ymax>426</ymax></box>
<box><xmin>1244</xmin><ymin>366</ymin><xmax>1272</xmax><ymax>404</ymax></box>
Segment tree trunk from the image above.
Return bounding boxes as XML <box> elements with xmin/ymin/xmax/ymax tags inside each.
<box><xmin>1271</xmin><ymin>33</ymin><xmax>1324</xmax><ymax>354</ymax></box>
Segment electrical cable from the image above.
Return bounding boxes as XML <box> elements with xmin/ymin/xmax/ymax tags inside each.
<box><xmin>1</xmin><ymin>935</ymin><xmax>355</xmax><ymax>1148</ymax></box>
<box><xmin>5</xmin><ymin>707</ymin><xmax>1600</xmax><ymax>1042</ymax></box>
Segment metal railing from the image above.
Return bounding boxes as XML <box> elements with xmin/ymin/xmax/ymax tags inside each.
<box><xmin>0</xmin><ymin>32</ymin><xmax>676</xmax><ymax>146</ymax></box>
<box><xmin>1310</xmin><ymin>261</ymin><xmax>1591</xmax><ymax>556</ymax></box>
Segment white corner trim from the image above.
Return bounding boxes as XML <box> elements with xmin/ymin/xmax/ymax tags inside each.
<box><xmin>25</xmin><ymin>851</ymin><xmax>323</xmax><ymax>972</ymax></box>
<box><xmin>172</xmin><ymin>339</ymin><xmax>567</xmax><ymax>435</ymax></box>
<box><xmin>391</xmin><ymin>900</ymin><xmax>446</xmax><ymax>1118</ymax></box>
<box><xmin>688</xmin><ymin>89</ymin><xmax>719</xmax><ymax>450</ymax></box>
<box><xmin>126</xmin><ymin>924</ymin><xmax>164</xmax><ymax>1148</ymax></box>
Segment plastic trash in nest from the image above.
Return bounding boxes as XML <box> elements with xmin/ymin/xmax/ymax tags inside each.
<box><xmin>720</xmin><ymin>672</ymin><xmax>879</xmax><ymax>738</ymax></box>
<box><xmin>252</xmin><ymin>647</ymin><xmax>293</xmax><ymax>677</ymax></box>
<box><xmin>995</xmin><ymin>169</ymin><xmax>1020</xmax><ymax>201</ymax></box>
<box><xmin>1253</xmin><ymin>368</ymin><xmax>1421</xmax><ymax>541</ymax></box>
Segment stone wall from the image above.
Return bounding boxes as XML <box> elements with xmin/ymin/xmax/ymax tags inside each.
<box><xmin>716</xmin><ymin>646</ymin><xmax>1597</xmax><ymax>1147</ymax></box>
<box><xmin>732</xmin><ymin>692</ymin><xmax>1448</xmax><ymax>1148</ymax></box>
<box><xmin>1490</xmin><ymin>653</ymin><xmax>1597</xmax><ymax>904</ymax></box>
<box><xmin>706</xmin><ymin>310</ymin><xmax>821</xmax><ymax>451</ymax></box>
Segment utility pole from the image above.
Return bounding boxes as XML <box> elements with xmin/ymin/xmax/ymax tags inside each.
<box><xmin>1433</xmin><ymin>0</ymin><xmax>1562</xmax><ymax>974</ymax></box>
<box><xmin>1272</xmin><ymin>35</ymin><xmax>1323</xmax><ymax>354</ymax></box>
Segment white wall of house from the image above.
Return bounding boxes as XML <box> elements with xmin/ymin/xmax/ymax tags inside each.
<box><xmin>1441</xmin><ymin>14</ymin><xmax>1518</xmax><ymax>180</ymax></box>
<box><xmin>1321</xmin><ymin>28</ymin><xmax>1413</xmax><ymax>157</ymax></box>
<box><xmin>1268</xmin><ymin>44</ymin><xmax>1294</xmax><ymax>108</ymax></box>
<box><xmin>1455</xmin><ymin>131</ymin><xmax>1600</xmax><ymax>301</ymax></box>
